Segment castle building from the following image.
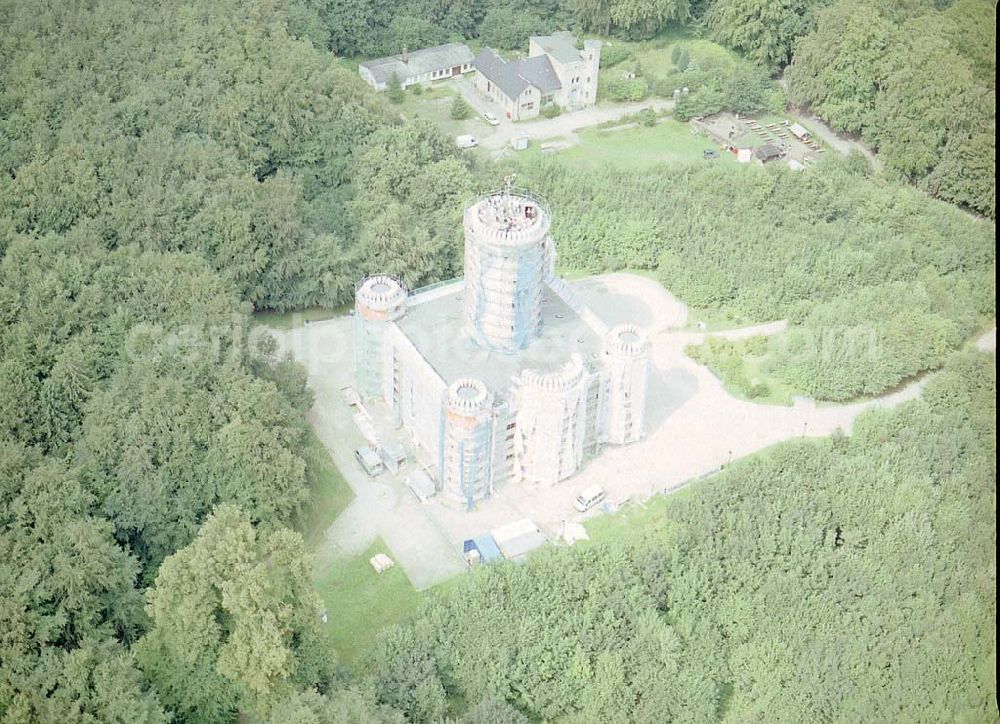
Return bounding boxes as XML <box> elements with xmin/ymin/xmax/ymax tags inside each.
<box><xmin>353</xmin><ymin>189</ymin><xmax>649</xmax><ymax>509</ymax></box>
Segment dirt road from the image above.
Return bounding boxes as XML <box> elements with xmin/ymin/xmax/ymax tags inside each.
<box><xmin>452</xmin><ymin>75</ymin><xmax>674</xmax><ymax>150</ymax></box>
<box><xmin>790</xmin><ymin>110</ymin><xmax>881</xmax><ymax>170</ymax></box>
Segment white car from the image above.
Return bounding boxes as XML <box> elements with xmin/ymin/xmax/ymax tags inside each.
<box><xmin>483</xmin><ymin>112</ymin><xmax>500</xmax><ymax>126</ymax></box>
<box><xmin>573</xmin><ymin>485</ymin><xmax>607</xmax><ymax>513</ymax></box>
<box><xmin>455</xmin><ymin>134</ymin><xmax>479</xmax><ymax>149</ymax></box>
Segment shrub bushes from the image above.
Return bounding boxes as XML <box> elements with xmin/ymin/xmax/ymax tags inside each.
<box><xmin>386</xmin><ymin>73</ymin><xmax>404</xmax><ymax>104</ymax></box>
<box><xmin>674</xmin><ymin>48</ymin><xmax>690</xmax><ymax>71</ymax></box>
<box><xmin>540</xmin><ymin>103</ymin><xmax>562</xmax><ymax>119</ymax></box>
<box><xmin>600</xmin><ymin>43</ymin><xmax>632</xmax><ymax>68</ymax></box>
<box><xmin>722</xmin><ymin>65</ymin><xmax>785</xmax><ymax>115</ymax></box>
<box><xmin>673</xmin><ymin>82</ymin><xmax>724</xmax><ymax>120</ymax></box>
<box><xmin>606</xmin><ymin>77</ymin><xmax>649</xmax><ymax>102</ymax></box>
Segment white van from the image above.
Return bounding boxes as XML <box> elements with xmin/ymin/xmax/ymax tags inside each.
<box><xmin>455</xmin><ymin>134</ymin><xmax>478</xmax><ymax>149</ymax></box>
<box><xmin>573</xmin><ymin>485</ymin><xmax>606</xmax><ymax>512</ymax></box>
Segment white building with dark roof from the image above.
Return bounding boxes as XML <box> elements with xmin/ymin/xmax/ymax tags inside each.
<box><xmin>359</xmin><ymin>43</ymin><xmax>475</xmax><ymax>91</ymax></box>
<box><xmin>473</xmin><ymin>32</ymin><xmax>600</xmax><ymax>121</ymax></box>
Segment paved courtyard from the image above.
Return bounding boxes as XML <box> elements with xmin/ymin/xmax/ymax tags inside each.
<box><xmin>270</xmin><ymin>274</ymin><xmax>967</xmax><ymax>591</ymax></box>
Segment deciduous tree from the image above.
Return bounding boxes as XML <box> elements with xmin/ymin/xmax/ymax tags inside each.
<box><xmin>136</xmin><ymin>506</ymin><xmax>334</xmax><ymax>722</ymax></box>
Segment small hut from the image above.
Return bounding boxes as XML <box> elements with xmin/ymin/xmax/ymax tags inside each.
<box><xmin>753</xmin><ymin>144</ymin><xmax>783</xmax><ymax>165</ymax></box>
<box><xmin>789</xmin><ymin>123</ymin><xmax>810</xmax><ymax>141</ymax></box>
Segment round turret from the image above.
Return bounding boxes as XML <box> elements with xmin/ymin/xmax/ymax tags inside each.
<box><xmin>518</xmin><ymin>355</ymin><xmax>585</xmax><ymax>393</ymax></box>
<box><xmin>442</xmin><ymin>378</ymin><xmax>495</xmax><ymax>508</ymax></box>
<box><xmin>464</xmin><ymin>190</ymin><xmax>552</xmax><ymax>250</ymax></box>
<box><xmin>513</xmin><ymin>354</ymin><xmax>591</xmax><ymax>485</ymax></box>
<box><xmin>463</xmin><ymin>188</ymin><xmax>554</xmax><ymax>352</ymax></box>
<box><xmin>604</xmin><ymin>324</ymin><xmax>650</xmax><ymax>357</ymax></box>
<box><xmin>355</xmin><ymin>274</ymin><xmax>407</xmax><ymax>321</ymax></box>
<box><xmin>446</xmin><ymin>378</ymin><xmax>493</xmax><ymax>414</ymax></box>
<box><xmin>353</xmin><ymin>274</ymin><xmax>408</xmax><ymax>401</ymax></box>
<box><xmin>602</xmin><ymin>324</ymin><xmax>649</xmax><ymax>445</ymax></box>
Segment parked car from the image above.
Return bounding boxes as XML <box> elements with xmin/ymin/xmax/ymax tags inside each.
<box><xmin>703</xmin><ymin>149</ymin><xmax>720</xmax><ymax>159</ymax></box>
<box><xmin>354</xmin><ymin>446</ymin><xmax>385</xmax><ymax>477</ymax></box>
<box><xmin>483</xmin><ymin>112</ymin><xmax>499</xmax><ymax>126</ymax></box>
<box><xmin>573</xmin><ymin>485</ymin><xmax>607</xmax><ymax>512</ymax></box>
<box><xmin>455</xmin><ymin>134</ymin><xmax>479</xmax><ymax>149</ymax></box>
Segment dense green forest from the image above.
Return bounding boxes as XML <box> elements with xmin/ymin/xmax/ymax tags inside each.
<box><xmin>0</xmin><ymin>0</ymin><xmax>995</xmax><ymax>721</ymax></box>
<box><xmin>367</xmin><ymin>351</ymin><xmax>997</xmax><ymax>721</ymax></box>
<box><xmin>788</xmin><ymin>0</ymin><xmax>996</xmax><ymax>217</ymax></box>
<box><xmin>0</xmin><ymin>0</ymin><xmax>448</xmax><ymax>718</ymax></box>
<box><xmin>513</xmin><ymin>155</ymin><xmax>994</xmax><ymax>400</ymax></box>
<box><xmin>0</xmin><ymin>0</ymin><xmax>472</xmax><ymax>310</ymax></box>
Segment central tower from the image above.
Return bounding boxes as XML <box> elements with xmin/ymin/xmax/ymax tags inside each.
<box><xmin>463</xmin><ymin>187</ymin><xmax>554</xmax><ymax>352</ymax></box>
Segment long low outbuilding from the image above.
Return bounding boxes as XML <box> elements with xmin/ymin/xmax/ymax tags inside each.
<box><xmin>359</xmin><ymin>43</ymin><xmax>474</xmax><ymax>91</ymax></box>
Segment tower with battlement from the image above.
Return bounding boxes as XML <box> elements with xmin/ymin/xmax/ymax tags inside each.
<box><xmin>351</xmin><ymin>188</ymin><xmax>651</xmax><ymax>507</ymax></box>
<box><xmin>462</xmin><ymin>189</ymin><xmax>554</xmax><ymax>352</ymax></box>
<box><xmin>512</xmin><ymin>354</ymin><xmax>599</xmax><ymax>485</ymax></box>
<box><xmin>441</xmin><ymin>378</ymin><xmax>495</xmax><ymax>508</ymax></box>
<box><xmin>602</xmin><ymin>324</ymin><xmax>650</xmax><ymax>444</ymax></box>
<box><xmin>353</xmin><ymin>275</ymin><xmax>407</xmax><ymax>400</ymax></box>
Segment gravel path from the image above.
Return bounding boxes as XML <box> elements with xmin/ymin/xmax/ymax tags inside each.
<box><xmin>790</xmin><ymin>110</ymin><xmax>881</xmax><ymax>170</ymax></box>
<box><xmin>451</xmin><ymin>75</ymin><xmax>674</xmax><ymax>151</ymax></box>
<box><xmin>270</xmin><ymin>277</ymin><xmax>988</xmax><ymax>590</ymax></box>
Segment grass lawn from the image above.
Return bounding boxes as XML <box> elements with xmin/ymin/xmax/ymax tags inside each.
<box><xmin>632</xmin><ymin>35</ymin><xmax>742</xmax><ymax>86</ymax></box>
<box><xmin>274</xmin><ymin>330</ymin><xmax>463</xmax><ymax>672</ymax></box>
<box><xmin>315</xmin><ymin>539</ymin><xmax>424</xmax><ymax>672</ymax></box>
<box><xmin>253</xmin><ymin>305</ymin><xmax>347</xmax><ymax>330</ymax></box>
<box><xmin>316</xmin><ymin>490</ymin><xmax>696</xmax><ymax>672</ymax></box>
<box><xmin>584</xmin><ymin>496</ymin><xmax>673</xmax><ymax>545</ymax></box>
<box><xmin>294</xmin><ymin>430</ymin><xmax>456</xmax><ymax>672</ymax></box>
<box><xmin>597</xmin><ymin>28</ymin><xmax>747</xmax><ymax>101</ymax></box>
<box><xmin>516</xmin><ymin>119</ymin><xmax>737</xmax><ymax>171</ymax></box>
<box><xmin>291</xmin><ymin>428</ymin><xmax>409</xmax><ymax>672</ymax></box>
<box><xmin>395</xmin><ymin>81</ymin><xmax>489</xmax><ymax>140</ymax></box>
<box><xmin>292</xmin><ymin>429</ymin><xmax>429</xmax><ymax>672</ymax></box>
<box><xmin>296</xmin><ymin>427</ymin><xmax>354</xmax><ymax>548</ymax></box>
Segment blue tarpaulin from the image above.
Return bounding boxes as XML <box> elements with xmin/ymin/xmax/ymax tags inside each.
<box><xmin>463</xmin><ymin>535</ymin><xmax>503</xmax><ymax>563</ymax></box>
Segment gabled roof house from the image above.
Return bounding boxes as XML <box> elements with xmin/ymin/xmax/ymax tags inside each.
<box><xmin>473</xmin><ymin>32</ymin><xmax>601</xmax><ymax>121</ymax></box>
<box><xmin>359</xmin><ymin>43</ymin><xmax>474</xmax><ymax>91</ymax></box>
